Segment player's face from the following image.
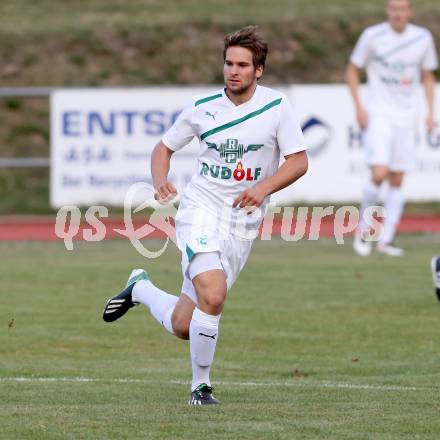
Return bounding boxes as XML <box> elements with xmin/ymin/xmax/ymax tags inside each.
<box><xmin>387</xmin><ymin>0</ymin><xmax>413</xmax><ymax>32</ymax></box>
<box><xmin>223</xmin><ymin>46</ymin><xmax>263</xmax><ymax>96</ymax></box>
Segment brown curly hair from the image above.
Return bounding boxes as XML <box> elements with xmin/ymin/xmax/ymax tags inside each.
<box><xmin>223</xmin><ymin>26</ymin><xmax>268</xmax><ymax>69</ymax></box>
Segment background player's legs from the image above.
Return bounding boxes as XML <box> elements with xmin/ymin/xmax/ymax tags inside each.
<box><xmin>379</xmin><ymin>171</ymin><xmax>405</xmax><ymax>252</ymax></box>
<box><xmin>378</xmin><ymin>119</ymin><xmax>415</xmax><ymax>255</ymax></box>
<box><xmin>354</xmin><ymin>165</ymin><xmax>388</xmax><ymax>256</ymax></box>
<box><xmin>358</xmin><ymin>165</ymin><xmax>388</xmax><ymax>231</ymax></box>
<box><xmin>356</xmin><ymin>114</ymin><xmax>393</xmax><ymax>248</ymax></box>
<box><xmin>189</xmin><ymin>253</ymin><xmax>226</xmax><ymax>391</ymax></box>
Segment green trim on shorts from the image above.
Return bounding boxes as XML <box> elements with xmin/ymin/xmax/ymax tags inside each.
<box><xmin>186</xmin><ymin>244</ymin><xmax>195</xmax><ymax>262</ymax></box>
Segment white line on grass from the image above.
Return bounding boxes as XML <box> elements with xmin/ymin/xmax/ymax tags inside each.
<box><xmin>0</xmin><ymin>376</ymin><xmax>434</xmax><ymax>392</ymax></box>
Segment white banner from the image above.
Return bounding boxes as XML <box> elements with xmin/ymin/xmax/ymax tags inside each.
<box><xmin>51</xmin><ymin>86</ymin><xmax>440</xmax><ymax>207</ymax></box>
<box><xmin>50</xmin><ymin>88</ymin><xmax>215</xmax><ymax>207</ymax></box>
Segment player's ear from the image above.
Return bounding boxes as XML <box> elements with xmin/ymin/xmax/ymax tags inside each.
<box><xmin>255</xmin><ymin>65</ymin><xmax>263</xmax><ymax>79</ymax></box>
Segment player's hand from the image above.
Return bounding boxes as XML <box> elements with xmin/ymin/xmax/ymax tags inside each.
<box><xmin>426</xmin><ymin>113</ymin><xmax>436</xmax><ymax>133</ymax></box>
<box><xmin>232</xmin><ymin>183</ymin><xmax>268</xmax><ymax>214</ymax></box>
<box><xmin>356</xmin><ymin>107</ymin><xmax>368</xmax><ymax>130</ymax></box>
<box><xmin>154</xmin><ymin>181</ymin><xmax>178</xmax><ymax>205</ymax></box>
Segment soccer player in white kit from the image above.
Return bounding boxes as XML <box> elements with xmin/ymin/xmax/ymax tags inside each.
<box><xmin>346</xmin><ymin>0</ymin><xmax>438</xmax><ymax>256</ymax></box>
<box><xmin>102</xmin><ymin>26</ymin><xmax>308</xmax><ymax>405</ymax></box>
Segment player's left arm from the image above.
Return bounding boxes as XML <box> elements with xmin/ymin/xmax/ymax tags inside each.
<box><xmin>422</xmin><ymin>69</ymin><xmax>436</xmax><ymax>133</ymax></box>
<box><xmin>232</xmin><ymin>150</ymin><xmax>308</xmax><ymax>209</ymax></box>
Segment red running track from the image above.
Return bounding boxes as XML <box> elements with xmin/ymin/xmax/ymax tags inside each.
<box><xmin>0</xmin><ymin>214</ymin><xmax>439</xmax><ymax>242</ymax></box>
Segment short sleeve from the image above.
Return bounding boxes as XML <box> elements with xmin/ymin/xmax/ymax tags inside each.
<box><xmin>162</xmin><ymin>104</ymin><xmax>196</xmax><ymax>151</ymax></box>
<box><xmin>421</xmin><ymin>32</ymin><xmax>438</xmax><ymax>71</ymax></box>
<box><xmin>276</xmin><ymin>96</ymin><xmax>307</xmax><ymax>157</ymax></box>
<box><xmin>350</xmin><ymin>29</ymin><xmax>372</xmax><ymax>68</ymax></box>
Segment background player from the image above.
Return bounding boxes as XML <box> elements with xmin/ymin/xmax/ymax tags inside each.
<box><xmin>103</xmin><ymin>26</ymin><xmax>308</xmax><ymax>405</ymax></box>
<box><xmin>346</xmin><ymin>0</ymin><xmax>438</xmax><ymax>256</ymax></box>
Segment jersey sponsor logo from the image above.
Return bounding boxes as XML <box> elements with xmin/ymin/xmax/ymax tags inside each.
<box><xmin>200</xmin><ymin>161</ymin><xmax>261</xmax><ymax>182</ymax></box>
<box><xmin>379</xmin><ymin>74</ymin><xmax>415</xmax><ymax>87</ymax></box>
<box><xmin>207</xmin><ymin>138</ymin><xmax>264</xmax><ymax>164</ymax></box>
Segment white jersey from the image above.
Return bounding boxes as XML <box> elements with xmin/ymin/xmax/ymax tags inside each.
<box><xmin>162</xmin><ymin>85</ymin><xmax>306</xmax><ymax>236</ymax></box>
<box><xmin>350</xmin><ymin>22</ymin><xmax>438</xmax><ymax>117</ymax></box>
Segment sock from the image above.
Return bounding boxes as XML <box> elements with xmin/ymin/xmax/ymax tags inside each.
<box><xmin>381</xmin><ymin>187</ymin><xmax>405</xmax><ymax>244</ymax></box>
<box><xmin>358</xmin><ymin>180</ymin><xmax>380</xmax><ymax>231</ymax></box>
<box><xmin>189</xmin><ymin>307</ymin><xmax>221</xmax><ymax>391</ymax></box>
<box><xmin>132</xmin><ymin>280</ymin><xmax>178</xmax><ymax>334</ymax></box>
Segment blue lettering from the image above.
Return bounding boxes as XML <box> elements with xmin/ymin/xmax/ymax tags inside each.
<box><xmin>171</xmin><ymin>110</ymin><xmax>182</xmax><ymax>125</ymax></box>
<box><xmin>63</xmin><ymin>112</ymin><xmax>81</xmax><ymax>136</ymax></box>
<box><xmin>144</xmin><ymin>111</ymin><xmax>166</xmax><ymax>136</ymax></box>
<box><xmin>348</xmin><ymin>125</ymin><xmax>363</xmax><ymax>149</ymax></box>
<box><xmin>88</xmin><ymin>112</ymin><xmax>116</xmax><ymax>136</ymax></box>
<box><xmin>121</xmin><ymin>111</ymin><xmax>138</xmax><ymax>135</ymax></box>
<box><xmin>427</xmin><ymin>130</ymin><xmax>440</xmax><ymax>149</ymax></box>
<box><xmin>63</xmin><ymin>110</ymin><xmax>183</xmax><ymax>137</ymax></box>
<box><xmin>62</xmin><ymin>175</ymin><xmax>82</xmax><ymax>186</ymax></box>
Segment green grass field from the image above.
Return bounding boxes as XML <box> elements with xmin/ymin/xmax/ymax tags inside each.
<box><xmin>2</xmin><ymin>0</ymin><xmax>440</xmax><ymax>34</ymax></box>
<box><xmin>2</xmin><ymin>236</ymin><xmax>440</xmax><ymax>439</ymax></box>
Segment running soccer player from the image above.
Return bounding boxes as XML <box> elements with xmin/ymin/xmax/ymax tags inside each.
<box><xmin>102</xmin><ymin>26</ymin><xmax>308</xmax><ymax>405</ymax></box>
<box><xmin>346</xmin><ymin>0</ymin><xmax>438</xmax><ymax>256</ymax></box>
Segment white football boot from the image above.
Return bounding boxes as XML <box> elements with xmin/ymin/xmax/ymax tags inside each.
<box><xmin>376</xmin><ymin>242</ymin><xmax>404</xmax><ymax>257</ymax></box>
<box><xmin>353</xmin><ymin>230</ymin><xmax>372</xmax><ymax>257</ymax></box>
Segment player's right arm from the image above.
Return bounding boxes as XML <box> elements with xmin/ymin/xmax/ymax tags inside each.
<box><xmin>421</xmin><ymin>31</ymin><xmax>438</xmax><ymax>133</ymax></box>
<box><xmin>151</xmin><ymin>101</ymin><xmax>197</xmax><ymax>203</ymax></box>
<box><xmin>151</xmin><ymin>141</ymin><xmax>178</xmax><ymax>203</ymax></box>
<box><xmin>346</xmin><ymin>63</ymin><xmax>368</xmax><ymax>130</ymax></box>
<box><xmin>346</xmin><ymin>27</ymin><xmax>373</xmax><ymax>130</ymax></box>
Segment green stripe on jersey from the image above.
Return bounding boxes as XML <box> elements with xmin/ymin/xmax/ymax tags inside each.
<box><xmin>195</xmin><ymin>93</ymin><xmax>223</xmax><ymax>107</ymax></box>
<box><xmin>379</xmin><ymin>33</ymin><xmax>426</xmax><ymax>59</ymax></box>
<box><xmin>200</xmin><ymin>98</ymin><xmax>282</xmax><ymax>141</ymax></box>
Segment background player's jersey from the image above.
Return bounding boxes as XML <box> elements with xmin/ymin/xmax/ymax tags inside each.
<box><xmin>350</xmin><ymin>22</ymin><xmax>438</xmax><ymax>117</ymax></box>
<box><xmin>162</xmin><ymin>85</ymin><xmax>306</xmax><ymax>236</ymax></box>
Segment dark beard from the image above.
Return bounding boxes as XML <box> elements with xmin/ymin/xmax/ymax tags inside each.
<box><xmin>226</xmin><ymin>81</ymin><xmax>257</xmax><ymax>98</ymax></box>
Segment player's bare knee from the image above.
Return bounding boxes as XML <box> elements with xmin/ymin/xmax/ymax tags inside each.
<box><xmin>372</xmin><ymin>173</ymin><xmax>386</xmax><ymax>186</ymax></box>
<box><xmin>389</xmin><ymin>173</ymin><xmax>404</xmax><ymax>188</ymax></box>
<box><xmin>371</xmin><ymin>166</ymin><xmax>389</xmax><ymax>186</ymax></box>
<box><xmin>192</xmin><ymin>273</ymin><xmax>212</xmax><ymax>292</ymax></box>
<box><xmin>200</xmin><ymin>290</ymin><xmax>226</xmax><ymax>314</ymax></box>
<box><xmin>372</xmin><ymin>176</ymin><xmax>381</xmax><ymax>186</ymax></box>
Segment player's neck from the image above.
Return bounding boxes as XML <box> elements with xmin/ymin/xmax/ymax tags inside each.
<box><xmin>225</xmin><ymin>83</ymin><xmax>258</xmax><ymax>106</ymax></box>
<box><xmin>389</xmin><ymin>21</ymin><xmax>409</xmax><ymax>34</ymax></box>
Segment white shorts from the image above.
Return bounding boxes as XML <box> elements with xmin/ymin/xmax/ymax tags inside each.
<box><xmin>175</xmin><ymin>207</ymin><xmax>254</xmax><ymax>304</ymax></box>
<box><xmin>363</xmin><ymin>115</ymin><xmax>417</xmax><ymax>172</ymax></box>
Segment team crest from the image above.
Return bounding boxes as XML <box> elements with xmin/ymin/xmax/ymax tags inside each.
<box><xmin>207</xmin><ymin>139</ymin><xmax>264</xmax><ymax>164</ymax></box>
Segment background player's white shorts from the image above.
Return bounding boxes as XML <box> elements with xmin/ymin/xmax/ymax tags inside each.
<box><xmin>363</xmin><ymin>114</ymin><xmax>417</xmax><ymax>172</ymax></box>
<box><xmin>175</xmin><ymin>207</ymin><xmax>253</xmax><ymax>304</ymax></box>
